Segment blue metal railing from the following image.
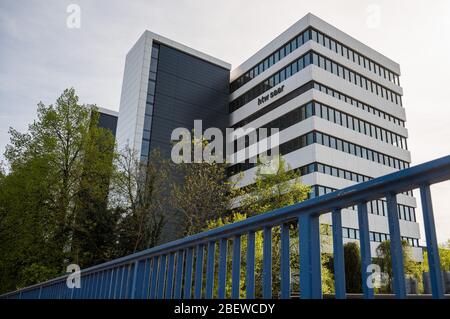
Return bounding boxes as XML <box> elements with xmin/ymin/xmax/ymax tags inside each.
<box><xmin>2</xmin><ymin>155</ymin><xmax>450</xmax><ymax>299</ymax></box>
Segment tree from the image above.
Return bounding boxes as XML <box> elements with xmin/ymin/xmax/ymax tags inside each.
<box><xmin>0</xmin><ymin>88</ymin><xmax>120</xmax><ymax>291</ymax></box>
<box><xmin>375</xmin><ymin>240</ymin><xmax>422</xmax><ymax>293</ymax></box>
<box><xmin>423</xmin><ymin>241</ymin><xmax>450</xmax><ymax>272</ymax></box>
<box><xmin>236</xmin><ymin>156</ymin><xmax>310</xmax><ymax>296</ymax></box>
<box><xmin>238</xmin><ymin>156</ymin><xmax>310</xmax><ymax>217</ymax></box>
<box><xmin>344</xmin><ymin>242</ymin><xmax>362</xmax><ymax>293</ymax></box>
<box><xmin>70</xmin><ymin>108</ymin><xmax>118</xmax><ymax>267</ymax></box>
<box><xmin>172</xmin><ymin>161</ymin><xmax>237</xmax><ymax>237</ymax></box>
<box><xmin>110</xmin><ymin>146</ymin><xmax>173</xmax><ymax>255</ymax></box>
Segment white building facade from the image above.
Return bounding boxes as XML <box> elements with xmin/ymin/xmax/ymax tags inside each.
<box><xmin>116</xmin><ymin>14</ymin><xmax>421</xmax><ymax>258</ymax></box>
<box><xmin>227</xmin><ymin>13</ymin><xmax>421</xmax><ymax>260</ymax></box>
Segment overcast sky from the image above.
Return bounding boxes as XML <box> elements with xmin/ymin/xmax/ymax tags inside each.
<box><xmin>1</xmin><ymin>0</ymin><xmax>449</xmax><ymax>243</ymax></box>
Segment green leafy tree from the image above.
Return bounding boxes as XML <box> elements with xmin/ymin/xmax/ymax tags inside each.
<box><xmin>0</xmin><ymin>88</ymin><xmax>120</xmax><ymax>291</ymax></box>
<box><xmin>110</xmin><ymin>146</ymin><xmax>173</xmax><ymax>255</ymax></box>
<box><xmin>344</xmin><ymin>242</ymin><xmax>362</xmax><ymax>293</ymax></box>
<box><xmin>375</xmin><ymin>240</ymin><xmax>422</xmax><ymax>293</ymax></box>
<box><xmin>423</xmin><ymin>240</ymin><xmax>450</xmax><ymax>272</ymax></box>
<box><xmin>172</xmin><ymin>161</ymin><xmax>237</xmax><ymax>237</ymax></box>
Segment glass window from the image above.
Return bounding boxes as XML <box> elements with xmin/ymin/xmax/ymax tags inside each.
<box><xmin>316</xmin><ymin>132</ymin><xmax>323</xmax><ymax>144</ymax></box>
<box><xmin>330</xmin><ymin>137</ymin><xmax>337</xmax><ymax>149</ymax></box>
<box><xmin>280</xmin><ymin>69</ymin><xmax>286</xmax><ymax>82</ymax></box>
<box><xmin>285</xmin><ymin>42</ymin><xmax>291</xmax><ymax>55</ymax></box>
<box><xmin>150</xmin><ymin>58</ymin><xmax>158</xmax><ymax>73</ymax></box>
<box><xmin>336</xmin><ymin>139</ymin><xmax>343</xmax><ymax>151</ymax></box>
<box><xmin>141</xmin><ymin>140</ymin><xmax>150</xmax><ymax>157</ymax></box>
<box><xmin>311</xmin><ymin>29</ymin><xmax>318</xmax><ymax>42</ymax></box>
<box><xmin>323</xmin><ymin>134</ymin><xmax>330</xmax><ymax>147</ymax></box>
<box><xmin>343</xmin><ymin>141</ymin><xmax>349</xmax><ymax>153</ymax></box>
<box><xmin>326</xmin><ymin>59</ymin><xmax>331</xmax><ymax>71</ymax></box>
<box><xmin>147</xmin><ymin>80</ymin><xmax>156</xmax><ymax>95</ymax></box>
<box><xmin>331</xmin><ymin>167</ymin><xmax>338</xmax><ymax>177</ymax></box>
<box><xmin>292</xmin><ymin>61</ymin><xmax>298</xmax><ymax>74</ymax></box>
<box><xmin>279</xmin><ymin>47</ymin><xmax>286</xmax><ymax>59</ymax></box>
<box><xmin>317</xmin><ymin>163</ymin><xmax>324</xmax><ymax>173</ymax></box>
<box><xmin>349</xmin><ymin>143</ymin><xmax>355</xmax><ymax>155</ymax></box>
<box><xmin>330</xmin><ymin>39</ymin><xmax>336</xmax><ymax>52</ymax></box>
<box><xmin>290</xmin><ymin>38</ymin><xmax>297</xmax><ymax>51</ymax></box>
<box><xmin>318</xmin><ymin>32</ymin><xmax>324</xmax><ymax>45</ymax></box>
<box><xmin>331</xmin><ymin>62</ymin><xmax>338</xmax><ymax>75</ymax></box>
<box><xmin>319</xmin><ymin>56</ymin><xmax>325</xmax><ymax>68</ymax></box>
<box><xmin>297</xmin><ymin>33</ymin><xmax>304</xmax><ymax>46</ymax></box>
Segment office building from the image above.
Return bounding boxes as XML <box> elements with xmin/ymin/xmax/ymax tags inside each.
<box><xmin>116</xmin><ymin>14</ymin><xmax>421</xmax><ymax>259</ymax></box>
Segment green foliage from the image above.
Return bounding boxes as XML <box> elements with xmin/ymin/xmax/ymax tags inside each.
<box><xmin>172</xmin><ymin>161</ymin><xmax>235</xmax><ymax>237</ymax></box>
<box><xmin>375</xmin><ymin>240</ymin><xmax>423</xmax><ymax>293</ymax></box>
<box><xmin>203</xmin><ymin>212</ymin><xmax>263</xmax><ymax>298</ymax></box>
<box><xmin>111</xmin><ymin>147</ymin><xmax>174</xmax><ymax>254</ymax></box>
<box><xmin>423</xmin><ymin>241</ymin><xmax>450</xmax><ymax>272</ymax></box>
<box><xmin>0</xmin><ymin>88</ymin><xmax>120</xmax><ymax>292</ymax></box>
<box><xmin>344</xmin><ymin>242</ymin><xmax>362</xmax><ymax>293</ymax></box>
<box><xmin>239</xmin><ymin>156</ymin><xmax>310</xmax><ymax>217</ymax></box>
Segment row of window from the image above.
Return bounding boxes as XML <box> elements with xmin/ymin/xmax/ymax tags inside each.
<box><xmin>230</xmin><ymin>27</ymin><xmax>400</xmax><ymax>93</ymax></box>
<box><xmin>230</xmin><ymin>28</ymin><xmax>310</xmax><ymax>93</ymax></box>
<box><xmin>229</xmin><ymin>51</ymin><xmax>311</xmax><ymax>112</ymax></box>
<box><xmin>140</xmin><ymin>43</ymin><xmax>160</xmax><ymax>163</ymax></box>
<box><xmin>313</xmin><ymin>82</ymin><xmax>405</xmax><ymax>127</ymax></box>
<box><xmin>311</xmin><ymin>51</ymin><xmax>402</xmax><ymax>106</ymax></box>
<box><xmin>345</xmin><ymin>227</ymin><xmax>418</xmax><ymax>247</ymax></box>
<box><xmin>236</xmin><ymin>100</ymin><xmax>407</xmax><ymax>150</ymax></box>
<box><xmin>229</xmin><ymin>50</ymin><xmax>402</xmax><ymax>113</ymax></box>
<box><xmin>228</xmin><ymin>130</ymin><xmax>409</xmax><ymax>176</ymax></box>
<box><xmin>322</xmin><ymin>223</ymin><xmax>418</xmax><ymax>246</ymax></box>
<box><xmin>231</xmin><ymin>80</ymin><xmax>404</xmax><ymax>130</ymax></box>
<box><xmin>310</xmin><ymin>185</ymin><xmax>416</xmax><ymax>222</ymax></box>
<box><xmin>314</xmin><ymin>131</ymin><xmax>409</xmax><ymax>169</ymax></box>
<box><xmin>299</xmin><ymin>162</ymin><xmax>371</xmax><ymax>183</ymax></box>
<box><xmin>309</xmin><ymin>28</ymin><xmax>400</xmax><ymax>86</ymax></box>
<box><xmin>313</xmin><ymin>101</ymin><xmax>407</xmax><ymax>149</ymax></box>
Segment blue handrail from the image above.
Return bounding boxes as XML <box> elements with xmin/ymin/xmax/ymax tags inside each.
<box><xmin>2</xmin><ymin>155</ymin><xmax>450</xmax><ymax>299</ymax></box>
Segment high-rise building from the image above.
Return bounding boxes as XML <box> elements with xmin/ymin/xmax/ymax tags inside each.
<box><xmin>228</xmin><ymin>13</ymin><xmax>420</xmax><ymax>260</ymax></box>
<box><xmin>116</xmin><ymin>31</ymin><xmax>230</xmax><ymax>162</ymax></box>
<box><xmin>116</xmin><ymin>14</ymin><xmax>421</xmax><ymax>259</ymax></box>
<box><xmin>97</xmin><ymin>107</ymin><xmax>119</xmax><ymax>137</ymax></box>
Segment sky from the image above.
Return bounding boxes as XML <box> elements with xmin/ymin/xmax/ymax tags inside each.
<box><xmin>0</xmin><ymin>0</ymin><xmax>449</xmax><ymax>243</ymax></box>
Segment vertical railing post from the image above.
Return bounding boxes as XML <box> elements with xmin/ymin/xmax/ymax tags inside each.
<box><xmin>166</xmin><ymin>253</ymin><xmax>175</xmax><ymax>299</ymax></box>
<box><xmin>298</xmin><ymin>214</ymin><xmax>322</xmax><ymax>299</ymax></box>
<box><xmin>183</xmin><ymin>248</ymin><xmax>194</xmax><ymax>299</ymax></box>
<box><xmin>174</xmin><ymin>251</ymin><xmax>184</xmax><ymax>299</ymax></box>
<box><xmin>157</xmin><ymin>255</ymin><xmax>167</xmax><ymax>299</ymax></box>
<box><xmin>232</xmin><ymin>235</ymin><xmax>241</xmax><ymax>299</ymax></box>
<box><xmin>332</xmin><ymin>208</ymin><xmax>346</xmax><ymax>299</ymax></box>
<box><xmin>205</xmin><ymin>242</ymin><xmax>215</xmax><ymax>299</ymax></box>
<box><xmin>246</xmin><ymin>231</ymin><xmax>255</xmax><ymax>299</ymax></box>
<box><xmin>357</xmin><ymin>202</ymin><xmax>374</xmax><ymax>299</ymax></box>
<box><xmin>149</xmin><ymin>257</ymin><xmax>159</xmax><ymax>299</ymax></box>
<box><xmin>130</xmin><ymin>261</ymin><xmax>139</xmax><ymax>299</ymax></box>
<box><xmin>217</xmin><ymin>238</ymin><xmax>228</xmax><ymax>299</ymax></box>
<box><xmin>263</xmin><ymin>226</ymin><xmax>272</xmax><ymax>298</ymax></box>
<box><xmin>420</xmin><ymin>184</ymin><xmax>445</xmax><ymax>299</ymax></box>
<box><xmin>386</xmin><ymin>193</ymin><xmax>406</xmax><ymax>298</ymax></box>
<box><xmin>194</xmin><ymin>245</ymin><xmax>205</xmax><ymax>299</ymax></box>
<box><xmin>280</xmin><ymin>223</ymin><xmax>291</xmax><ymax>299</ymax></box>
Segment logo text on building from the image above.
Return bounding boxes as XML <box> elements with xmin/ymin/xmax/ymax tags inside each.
<box><xmin>257</xmin><ymin>85</ymin><xmax>285</xmax><ymax>106</ymax></box>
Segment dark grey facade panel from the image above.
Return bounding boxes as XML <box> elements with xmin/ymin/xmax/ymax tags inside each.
<box><xmin>149</xmin><ymin>44</ymin><xmax>229</xmax><ymax>156</ymax></box>
<box><xmin>157</xmin><ymin>44</ymin><xmax>229</xmax><ymax>94</ymax></box>
<box><xmin>98</xmin><ymin>112</ymin><xmax>118</xmax><ymax>137</ymax></box>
